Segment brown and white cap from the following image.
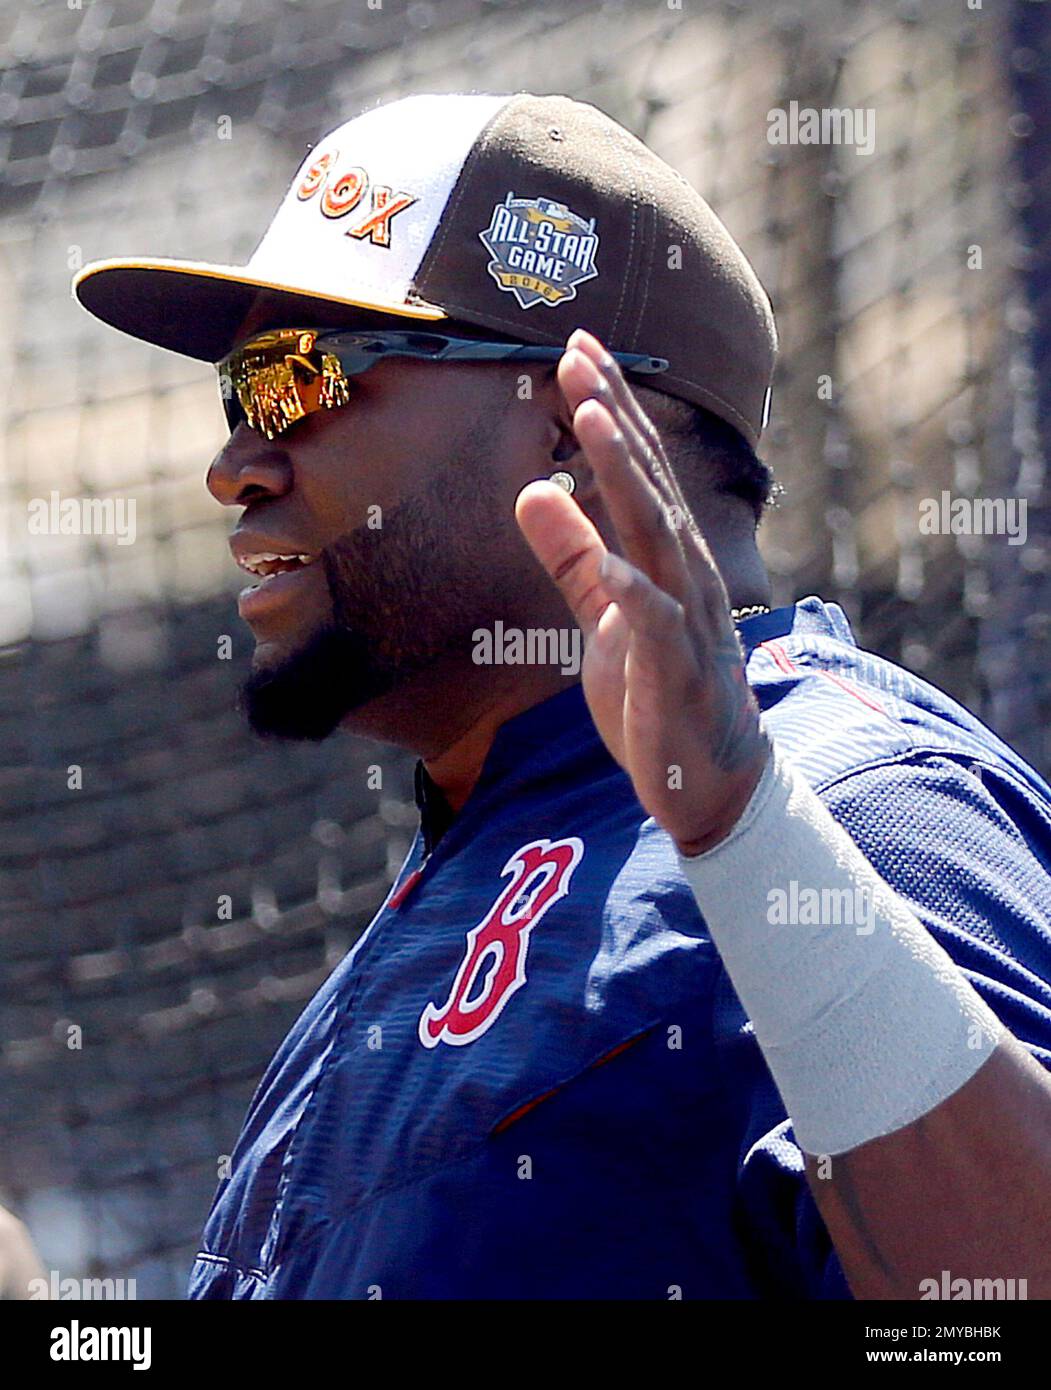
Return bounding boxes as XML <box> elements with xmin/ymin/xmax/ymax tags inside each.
<box><xmin>74</xmin><ymin>92</ymin><xmax>778</xmax><ymax>447</ymax></box>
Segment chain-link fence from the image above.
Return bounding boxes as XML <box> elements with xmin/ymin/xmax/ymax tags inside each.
<box><xmin>1</xmin><ymin>0</ymin><xmax>1047</xmax><ymax>1298</ymax></box>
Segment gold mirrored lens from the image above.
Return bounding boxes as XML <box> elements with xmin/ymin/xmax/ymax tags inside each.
<box><xmin>224</xmin><ymin>329</ymin><xmax>351</xmax><ymax>439</ymax></box>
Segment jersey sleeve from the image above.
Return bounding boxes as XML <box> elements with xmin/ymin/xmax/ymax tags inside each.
<box><xmin>713</xmin><ymin>750</ymin><xmax>1051</xmax><ymax>1298</ymax></box>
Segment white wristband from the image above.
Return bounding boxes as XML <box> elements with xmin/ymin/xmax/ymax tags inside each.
<box><xmin>679</xmin><ymin>742</ymin><xmax>1004</xmax><ymax>1155</ymax></box>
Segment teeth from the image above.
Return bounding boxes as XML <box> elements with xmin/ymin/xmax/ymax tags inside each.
<box><xmin>238</xmin><ymin>551</ymin><xmax>316</xmax><ymax>575</ymax></box>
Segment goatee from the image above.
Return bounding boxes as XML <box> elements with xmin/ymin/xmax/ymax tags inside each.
<box><xmin>238</xmin><ymin>621</ymin><xmax>402</xmax><ymax>741</ymax></box>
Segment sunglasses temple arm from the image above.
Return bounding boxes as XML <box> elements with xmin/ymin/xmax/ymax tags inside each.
<box><xmin>498</xmin><ymin>345</ymin><xmax>669</xmax><ymax>374</ymax></box>
<box><xmin>437</xmin><ymin>344</ymin><xmax>668</xmax><ymax>373</ymax></box>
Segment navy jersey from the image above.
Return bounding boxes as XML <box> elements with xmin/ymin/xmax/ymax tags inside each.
<box><xmin>188</xmin><ymin>596</ymin><xmax>1051</xmax><ymax>1299</ymax></box>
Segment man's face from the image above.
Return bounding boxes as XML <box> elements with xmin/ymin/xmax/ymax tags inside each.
<box><xmin>206</xmin><ymin>306</ymin><xmax>556</xmax><ymax>743</ymax></box>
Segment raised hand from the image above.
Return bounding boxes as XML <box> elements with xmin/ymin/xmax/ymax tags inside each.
<box><xmin>515</xmin><ymin>328</ymin><xmax>771</xmax><ymax>856</ymax></box>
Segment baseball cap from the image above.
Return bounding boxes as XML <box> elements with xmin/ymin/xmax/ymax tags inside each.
<box><xmin>73</xmin><ymin>92</ymin><xmax>778</xmax><ymax>447</ymax></box>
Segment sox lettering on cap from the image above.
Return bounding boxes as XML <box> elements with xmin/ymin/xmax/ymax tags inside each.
<box><xmin>74</xmin><ymin>92</ymin><xmax>778</xmax><ymax>446</ymax></box>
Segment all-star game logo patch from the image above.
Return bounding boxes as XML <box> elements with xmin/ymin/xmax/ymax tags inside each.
<box><xmin>479</xmin><ymin>192</ymin><xmax>599</xmax><ymax>309</ymax></box>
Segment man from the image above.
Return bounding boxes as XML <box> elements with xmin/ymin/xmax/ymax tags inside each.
<box><xmin>74</xmin><ymin>93</ymin><xmax>1051</xmax><ymax>1299</ymax></box>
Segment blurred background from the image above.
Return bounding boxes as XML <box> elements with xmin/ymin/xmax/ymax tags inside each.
<box><xmin>0</xmin><ymin>0</ymin><xmax>1048</xmax><ymax>1298</ymax></box>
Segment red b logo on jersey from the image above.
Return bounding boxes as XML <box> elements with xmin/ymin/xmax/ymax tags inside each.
<box><xmin>418</xmin><ymin>837</ymin><xmax>584</xmax><ymax>1048</ymax></box>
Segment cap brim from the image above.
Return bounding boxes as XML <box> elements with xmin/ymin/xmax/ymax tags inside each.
<box><xmin>72</xmin><ymin>257</ymin><xmax>447</xmax><ymax>363</ymax></box>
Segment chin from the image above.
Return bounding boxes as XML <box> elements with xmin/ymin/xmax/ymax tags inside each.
<box><xmin>247</xmin><ymin>637</ymin><xmax>281</xmax><ymax>673</ymax></box>
<box><xmin>238</xmin><ymin>622</ymin><xmax>398</xmax><ymax>742</ymax></box>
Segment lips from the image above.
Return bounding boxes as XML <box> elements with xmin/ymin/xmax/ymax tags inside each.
<box><xmin>230</xmin><ymin>534</ymin><xmax>323</xmax><ymax>623</ymax></box>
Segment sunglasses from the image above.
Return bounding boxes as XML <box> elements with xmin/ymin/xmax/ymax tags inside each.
<box><xmin>216</xmin><ymin>328</ymin><xmax>670</xmax><ymax>440</ymax></box>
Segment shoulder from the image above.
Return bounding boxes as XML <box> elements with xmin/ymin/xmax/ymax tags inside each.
<box><xmin>748</xmin><ymin>624</ymin><xmax>1051</xmax><ymax>807</ymax></box>
<box><xmin>817</xmin><ymin>750</ymin><xmax>1051</xmax><ymax>1066</ymax></box>
<box><xmin>817</xmin><ymin>751</ymin><xmax>1051</xmax><ymax>928</ymax></box>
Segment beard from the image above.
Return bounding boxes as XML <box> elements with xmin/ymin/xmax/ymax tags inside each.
<box><xmin>239</xmin><ymin>453</ymin><xmax>522</xmax><ymax>741</ymax></box>
<box><xmin>238</xmin><ymin>619</ymin><xmax>392</xmax><ymax>741</ymax></box>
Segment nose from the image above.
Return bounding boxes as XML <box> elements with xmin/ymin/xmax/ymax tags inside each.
<box><xmin>206</xmin><ymin>427</ymin><xmax>294</xmax><ymax>506</ymax></box>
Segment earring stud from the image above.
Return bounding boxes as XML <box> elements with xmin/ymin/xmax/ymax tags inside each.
<box><xmin>549</xmin><ymin>470</ymin><xmax>576</xmax><ymax>495</ymax></box>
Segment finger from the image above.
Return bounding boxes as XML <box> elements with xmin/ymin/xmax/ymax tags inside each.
<box><xmin>566</xmin><ymin>329</ymin><xmax>686</xmax><ymax>511</ymax></box>
<box><xmin>585</xmin><ymin>597</ymin><xmax>631</xmax><ymax>695</ymax></box>
<box><xmin>514</xmin><ymin>479</ymin><xmax>611</xmax><ymax>638</ymax></box>
<box><xmin>571</xmin><ymin>394</ymin><xmax>693</xmax><ymax>603</ymax></box>
<box><xmin>567</xmin><ymin>329</ymin><xmax>733</xmax><ymax>623</ymax></box>
<box><xmin>590</xmin><ymin>595</ymin><xmax>630</xmax><ymax>669</ymax></box>
<box><xmin>560</xmin><ymin>340</ymin><xmax>696</xmax><ymax>562</ymax></box>
<box><xmin>558</xmin><ymin>345</ymin><xmax>682</xmax><ymax>545</ymax></box>
<box><xmin>558</xmin><ymin>347</ymin><xmax>667</xmax><ymax>502</ymax></box>
<box><xmin>596</xmin><ymin>550</ymin><xmax>693</xmax><ymax>683</ymax></box>
<box><xmin>598</xmin><ymin>538</ymin><xmax>746</xmax><ymax>757</ymax></box>
<box><xmin>567</xmin><ymin>328</ymin><xmax>666</xmax><ymax>459</ymax></box>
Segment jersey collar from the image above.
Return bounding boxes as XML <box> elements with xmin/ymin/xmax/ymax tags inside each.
<box><xmin>736</xmin><ymin>595</ymin><xmax>857</xmax><ymax>653</ymax></box>
<box><xmin>412</xmin><ymin>597</ymin><xmax>856</xmax><ymax>850</ymax></box>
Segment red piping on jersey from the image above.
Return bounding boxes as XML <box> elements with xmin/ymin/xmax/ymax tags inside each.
<box><xmin>389</xmin><ymin>867</ymin><xmax>423</xmax><ymax>910</ymax></box>
<box><xmin>756</xmin><ymin>639</ymin><xmax>887</xmax><ymax>715</ymax></box>
<box><xmin>490</xmin><ymin>1032</ymin><xmax>652</xmax><ymax>1136</ymax></box>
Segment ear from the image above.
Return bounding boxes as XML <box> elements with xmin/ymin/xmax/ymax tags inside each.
<box><xmin>545</xmin><ymin>394</ymin><xmax>596</xmax><ymax>499</ymax></box>
<box><xmin>517</xmin><ymin>366</ymin><xmax>598</xmax><ymax>505</ymax></box>
<box><xmin>552</xmin><ymin>427</ymin><xmax>577</xmax><ymax>464</ymax></box>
